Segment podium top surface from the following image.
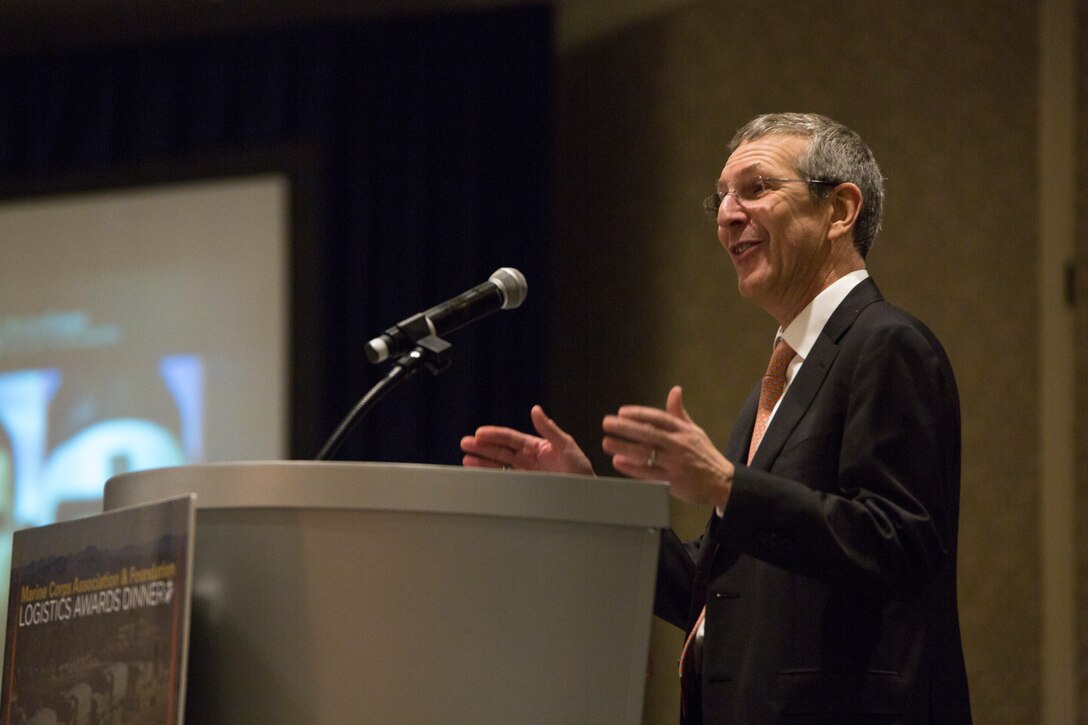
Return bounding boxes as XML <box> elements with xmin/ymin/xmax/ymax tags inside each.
<box><xmin>104</xmin><ymin>461</ymin><xmax>670</xmax><ymax>529</ymax></box>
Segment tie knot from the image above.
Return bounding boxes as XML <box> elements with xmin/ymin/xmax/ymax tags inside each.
<box><xmin>765</xmin><ymin>340</ymin><xmax>797</xmax><ymax>380</ymax></box>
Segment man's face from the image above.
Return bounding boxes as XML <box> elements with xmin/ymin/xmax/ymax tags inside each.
<box><xmin>715</xmin><ymin>134</ymin><xmax>837</xmax><ymax>324</ymax></box>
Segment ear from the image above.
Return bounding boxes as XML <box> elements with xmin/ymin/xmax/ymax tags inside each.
<box><xmin>826</xmin><ymin>182</ymin><xmax>863</xmax><ymax>243</ymax></box>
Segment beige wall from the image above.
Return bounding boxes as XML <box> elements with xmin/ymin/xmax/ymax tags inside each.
<box><xmin>550</xmin><ymin>0</ymin><xmax>1085</xmax><ymax>722</ymax></box>
<box><xmin>1078</xmin><ymin>0</ymin><xmax>1088</xmax><ymax>716</ymax></box>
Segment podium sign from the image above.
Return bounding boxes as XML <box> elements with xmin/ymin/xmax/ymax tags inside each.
<box><xmin>1</xmin><ymin>496</ymin><xmax>195</xmax><ymax>725</ymax></box>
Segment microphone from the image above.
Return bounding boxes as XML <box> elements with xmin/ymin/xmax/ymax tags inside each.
<box><xmin>364</xmin><ymin>267</ymin><xmax>528</xmax><ymax>364</ymax></box>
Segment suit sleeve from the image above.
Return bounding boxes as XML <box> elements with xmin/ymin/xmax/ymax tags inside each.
<box><xmin>653</xmin><ymin>528</ymin><xmax>703</xmax><ymax>629</ymax></box>
<box><xmin>711</xmin><ymin>319</ymin><xmax>960</xmax><ymax>598</ymax></box>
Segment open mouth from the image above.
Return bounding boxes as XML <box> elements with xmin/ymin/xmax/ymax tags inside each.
<box><xmin>731</xmin><ymin>240</ymin><xmax>760</xmax><ymax>256</ymax></box>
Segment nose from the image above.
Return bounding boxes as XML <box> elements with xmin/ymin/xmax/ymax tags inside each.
<box><xmin>717</xmin><ymin>190</ymin><xmax>748</xmax><ymax>227</ymax></box>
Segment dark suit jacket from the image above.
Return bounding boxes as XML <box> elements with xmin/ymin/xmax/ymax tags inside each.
<box><xmin>655</xmin><ymin>279</ymin><xmax>971</xmax><ymax>724</ymax></box>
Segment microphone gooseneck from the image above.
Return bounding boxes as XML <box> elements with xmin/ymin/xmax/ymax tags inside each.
<box><xmin>315</xmin><ymin>267</ymin><xmax>528</xmax><ymax>460</ymax></box>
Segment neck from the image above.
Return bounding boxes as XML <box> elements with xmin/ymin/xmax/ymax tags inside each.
<box><xmin>773</xmin><ymin>259</ymin><xmax>865</xmax><ymax>328</ymax></box>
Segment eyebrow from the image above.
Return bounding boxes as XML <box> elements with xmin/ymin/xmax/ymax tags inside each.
<box><xmin>717</xmin><ymin>163</ymin><xmax>766</xmax><ymax>191</ymax></box>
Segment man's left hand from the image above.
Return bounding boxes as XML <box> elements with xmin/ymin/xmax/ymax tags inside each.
<box><xmin>602</xmin><ymin>386</ymin><xmax>735</xmax><ymax>509</ymax></box>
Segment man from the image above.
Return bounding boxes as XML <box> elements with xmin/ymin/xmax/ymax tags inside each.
<box><xmin>461</xmin><ymin>113</ymin><xmax>971</xmax><ymax>723</ymax></box>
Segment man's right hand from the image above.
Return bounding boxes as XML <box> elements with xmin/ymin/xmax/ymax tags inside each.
<box><xmin>460</xmin><ymin>405</ymin><xmax>595</xmax><ymax>476</ymax></box>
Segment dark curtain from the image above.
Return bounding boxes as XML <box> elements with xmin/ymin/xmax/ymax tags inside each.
<box><xmin>0</xmin><ymin>7</ymin><xmax>552</xmax><ymax>464</ymax></box>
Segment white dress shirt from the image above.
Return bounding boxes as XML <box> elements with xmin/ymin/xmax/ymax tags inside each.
<box><xmin>767</xmin><ymin>269</ymin><xmax>870</xmax><ymax>427</ymax></box>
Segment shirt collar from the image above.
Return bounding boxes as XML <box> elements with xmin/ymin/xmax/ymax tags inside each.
<box><xmin>778</xmin><ymin>270</ymin><xmax>869</xmax><ymax>360</ymax></box>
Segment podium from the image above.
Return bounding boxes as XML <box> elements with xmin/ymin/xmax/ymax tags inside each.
<box><xmin>103</xmin><ymin>462</ymin><xmax>669</xmax><ymax>724</ymax></box>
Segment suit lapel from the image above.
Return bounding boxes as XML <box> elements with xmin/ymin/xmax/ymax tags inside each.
<box><xmin>746</xmin><ymin>339</ymin><xmax>837</xmax><ymax>468</ymax></box>
<box><xmin>748</xmin><ymin>279</ymin><xmax>884</xmax><ymax>470</ymax></box>
<box><xmin>726</xmin><ymin>384</ymin><xmax>761</xmax><ymax>463</ymax></box>
<box><xmin>695</xmin><ymin>279</ymin><xmax>885</xmax><ymax>590</ymax></box>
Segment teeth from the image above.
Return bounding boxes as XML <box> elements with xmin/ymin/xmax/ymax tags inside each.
<box><xmin>734</xmin><ymin>242</ymin><xmax>755</xmax><ymax>254</ymax></box>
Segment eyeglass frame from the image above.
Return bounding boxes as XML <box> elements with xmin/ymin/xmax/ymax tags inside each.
<box><xmin>703</xmin><ymin>176</ymin><xmax>841</xmax><ymax>220</ymax></box>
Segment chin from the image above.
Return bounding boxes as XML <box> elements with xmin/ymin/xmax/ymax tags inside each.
<box><xmin>735</xmin><ymin>277</ymin><xmax>762</xmax><ymax>302</ymax></box>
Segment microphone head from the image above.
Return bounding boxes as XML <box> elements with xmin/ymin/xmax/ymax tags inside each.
<box><xmin>490</xmin><ymin>267</ymin><xmax>528</xmax><ymax>309</ymax></box>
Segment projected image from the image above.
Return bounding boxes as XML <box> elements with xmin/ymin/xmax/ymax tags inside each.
<box><xmin>0</xmin><ymin>173</ymin><xmax>290</xmax><ymax>659</ymax></box>
<box><xmin>0</xmin><ymin>355</ymin><xmax>203</xmax><ymax>528</ymax></box>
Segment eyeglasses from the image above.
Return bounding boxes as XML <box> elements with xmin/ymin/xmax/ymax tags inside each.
<box><xmin>703</xmin><ymin>176</ymin><xmax>839</xmax><ymax>219</ymax></box>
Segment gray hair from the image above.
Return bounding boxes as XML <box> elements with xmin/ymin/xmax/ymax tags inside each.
<box><xmin>729</xmin><ymin>113</ymin><xmax>884</xmax><ymax>258</ymax></box>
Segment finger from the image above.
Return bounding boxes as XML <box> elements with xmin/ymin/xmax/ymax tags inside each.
<box><xmin>462</xmin><ymin>453</ymin><xmax>505</xmax><ymax>469</ymax></box>
<box><xmin>666</xmin><ymin>385</ymin><xmax>693</xmax><ymax>423</ymax></box>
<box><xmin>530</xmin><ymin>405</ymin><xmax>571</xmax><ymax>445</ymax></box>
<box><xmin>602</xmin><ymin>432</ymin><xmax>660</xmax><ymax>465</ymax></box>
<box><xmin>602</xmin><ymin>414</ymin><xmax>673</xmax><ymax>448</ymax></box>
<box><xmin>460</xmin><ymin>435</ymin><xmax>491</xmax><ymax>455</ymax></box>
<box><xmin>461</xmin><ymin>436</ymin><xmax>515</xmax><ymax>465</ymax></box>
<box><xmin>461</xmin><ymin>431</ymin><xmax>515</xmax><ymax>459</ymax></box>
<box><xmin>610</xmin><ymin>453</ymin><xmax>662</xmax><ymax>480</ymax></box>
<box><xmin>614</xmin><ymin>404</ymin><xmax>686</xmax><ymax>432</ymax></box>
<box><xmin>471</xmin><ymin>425</ymin><xmax>539</xmax><ymax>450</ymax></box>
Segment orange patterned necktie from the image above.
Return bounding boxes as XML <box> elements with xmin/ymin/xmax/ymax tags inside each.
<box><xmin>747</xmin><ymin>338</ymin><xmax>797</xmax><ymax>463</ymax></box>
<box><xmin>678</xmin><ymin>339</ymin><xmax>798</xmax><ymax>717</ymax></box>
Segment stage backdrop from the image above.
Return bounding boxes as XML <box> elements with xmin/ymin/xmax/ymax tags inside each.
<box><xmin>0</xmin><ymin>6</ymin><xmax>552</xmax><ymax>470</ymax></box>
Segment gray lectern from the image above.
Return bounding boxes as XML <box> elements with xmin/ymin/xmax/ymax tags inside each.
<box><xmin>104</xmin><ymin>462</ymin><xmax>669</xmax><ymax>724</ymax></box>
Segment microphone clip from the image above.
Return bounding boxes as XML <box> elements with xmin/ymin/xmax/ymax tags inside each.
<box><xmin>395</xmin><ymin>334</ymin><xmax>452</xmax><ymax>377</ymax></box>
